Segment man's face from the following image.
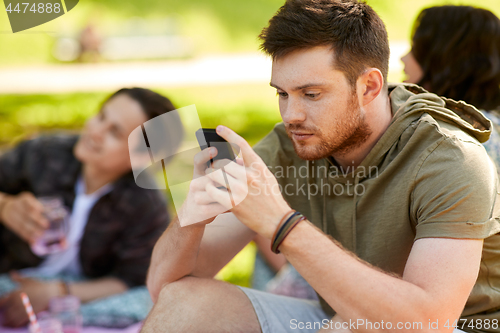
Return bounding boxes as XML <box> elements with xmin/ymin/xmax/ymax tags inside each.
<box><xmin>271</xmin><ymin>46</ymin><xmax>372</xmax><ymax>160</ymax></box>
<box><xmin>74</xmin><ymin>93</ymin><xmax>147</xmax><ymax>176</ymax></box>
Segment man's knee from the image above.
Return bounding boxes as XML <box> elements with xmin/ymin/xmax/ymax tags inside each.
<box><xmin>142</xmin><ymin>277</ymin><xmax>207</xmax><ymax>332</ymax></box>
<box><xmin>143</xmin><ymin>277</ymin><xmax>261</xmax><ymax>333</ymax></box>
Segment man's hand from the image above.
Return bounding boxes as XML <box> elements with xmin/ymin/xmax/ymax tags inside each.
<box><xmin>204</xmin><ymin>125</ymin><xmax>291</xmax><ymax>239</ymax></box>
<box><xmin>0</xmin><ymin>272</ymin><xmax>62</xmax><ymax>327</ymax></box>
<box><xmin>0</xmin><ymin>192</ymin><xmax>49</xmax><ymax>244</ymax></box>
<box><xmin>177</xmin><ymin>146</ymin><xmax>231</xmax><ymax>226</ymax></box>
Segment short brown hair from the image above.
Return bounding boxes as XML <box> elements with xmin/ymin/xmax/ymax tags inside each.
<box><xmin>259</xmin><ymin>0</ymin><xmax>390</xmax><ymax>88</ymax></box>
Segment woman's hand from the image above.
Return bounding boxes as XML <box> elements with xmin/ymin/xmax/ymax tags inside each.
<box><xmin>0</xmin><ymin>192</ymin><xmax>49</xmax><ymax>243</ymax></box>
<box><xmin>0</xmin><ymin>272</ymin><xmax>62</xmax><ymax>327</ymax></box>
<box><xmin>204</xmin><ymin>126</ymin><xmax>291</xmax><ymax>239</ymax></box>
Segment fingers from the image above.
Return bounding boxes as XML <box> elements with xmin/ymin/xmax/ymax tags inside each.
<box><xmin>193</xmin><ymin>147</ymin><xmax>217</xmax><ymax>177</ymax></box>
<box><xmin>19</xmin><ymin>193</ymin><xmax>49</xmax><ymax>230</ymax></box>
<box><xmin>189</xmin><ymin>172</ymin><xmax>216</xmax><ymax>192</ymax></box>
<box><xmin>211</xmin><ymin>159</ymin><xmax>246</xmax><ymax>181</ymax></box>
<box><xmin>205</xmin><ymin>182</ymin><xmax>233</xmax><ymax>210</ymax></box>
<box><xmin>235</xmin><ymin>157</ymin><xmax>245</xmax><ymax>166</ymax></box>
<box><xmin>192</xmin><ymin>191</ymin><xmax>219</xmax><ymax>205</ymax></box>
<box><xmin>205</xmin><ymin>168</ymin><xmax>229</xmax><ymax>189</ymax></box>
<box><xmin>215</xmin><ymin>126</ymin><xmax>258</xmax><ymax>167</ymax></box>
<box><xmin>2</xmin><ymin>192</ymin><xmax>50</xmax><ymax>243</ymax></box>
<box><xmin>27</xmin><ymin>208</ymin><xmax>49</xmax><ymax>230</ymax></box>
<box><xmin>23</xmin><ymin>192</ymin><xmax>44</xmax><ymax>213</ymax></box>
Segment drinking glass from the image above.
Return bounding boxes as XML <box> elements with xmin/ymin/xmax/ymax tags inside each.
<box><xmin>31</xmin><ymin>197</ymin><xmax>69</xmax><ymax>256</ymax></box>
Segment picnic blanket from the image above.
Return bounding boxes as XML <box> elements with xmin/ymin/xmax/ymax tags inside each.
<box><xmin>0</xmin><ymin>274</ymin><xmax>153</xmax><ymax>328</ymax></box>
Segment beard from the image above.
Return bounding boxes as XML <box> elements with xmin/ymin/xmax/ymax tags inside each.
<box><xmin>285</xmin><ymin>91</ymin><xmax>372</xmax><ymax>161</ymax></box>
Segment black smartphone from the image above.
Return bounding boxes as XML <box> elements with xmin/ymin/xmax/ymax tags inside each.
<box><xmin>195</xmin><ymin>128</ymin><xmax>236</xmax><ymax>168</ymax></box>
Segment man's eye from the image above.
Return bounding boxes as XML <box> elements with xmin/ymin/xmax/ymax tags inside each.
<box><xmin>277</xmin><ymin>91</ymin><xmax>288</xmax><ymax>98</ymax></box>
<box><xmin>305</xmin><ymin>93</ymin><xmax>319</xmax><ymax>98</ymax></box>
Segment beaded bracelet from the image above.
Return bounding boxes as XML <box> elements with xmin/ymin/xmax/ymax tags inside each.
<box><xmin>271</xmin><ymin>211</ymin><xmax>306</xmax><ymax>254</ymax></box>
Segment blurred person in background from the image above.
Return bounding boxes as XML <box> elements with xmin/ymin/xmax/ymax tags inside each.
<box><xmin>78</xmin><ymin>23</ymin><xmax>102</xmax><ymax>63</ymax></box>
<box><xmin>0</xmin><ymin>87</ymin><xmax>183</xmax><ymax>327</ymax></box>
<box><xmin>401</xmin><ymin>5</ymin><xmax>500</xmax><ymax>168</ymax></box>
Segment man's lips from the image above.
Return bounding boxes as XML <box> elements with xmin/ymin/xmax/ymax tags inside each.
<box><xmin>291</xmin><ymin>132</ymin><xmax>314</xmax><ymax>141</ymax></box>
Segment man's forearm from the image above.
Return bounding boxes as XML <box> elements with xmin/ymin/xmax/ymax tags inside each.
<box><xmin>280</xmin><ymin>221</ymin><xmax>478</xmax><ymax>333</ymax></box>
<box><xmin>147</xmin><ymin>216</ymin><xmax>206</xmax><ymax>302</ymax></box>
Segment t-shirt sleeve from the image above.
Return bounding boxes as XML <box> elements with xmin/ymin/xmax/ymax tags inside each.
<box><xmin>412</xmin><ymin>137</ymin><xmax>500</xmax><ymax>240</ymax></box>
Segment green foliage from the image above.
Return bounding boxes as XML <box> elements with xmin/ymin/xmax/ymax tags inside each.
<box><xmin>367</xmin><ymin>0</ymin><xmax>500</xmax><ymax>40</ymax></box>
<box><xmin>3</xmin><ymin>0</ymin><xmax>500</xmax><ymax>66</ymax></box>
<box><xmin>215</xmin><ymin>242</ymin><xmax>257</xmax><ymax>287</ymax></box>
<box><xmin>0</xmin><ymin>84</ymin><xmax>281</xmax><ymax>146</ymax></box>
<box><xmin>0</xmin><ymin>92</ymin><xmax>107</xmax><ymax>144</ymax></box>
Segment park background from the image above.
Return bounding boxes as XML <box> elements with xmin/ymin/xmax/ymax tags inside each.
<box><xmin>0</xmin><ymin>0</ymin><xmax>498</xmax><ymax>287</ymax></box>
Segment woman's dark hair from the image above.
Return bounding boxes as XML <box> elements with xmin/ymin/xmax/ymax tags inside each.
<box><xmin>259</xmin><ymin>0</ymin><xmax>390</xmax><ymax>88</ymax></box>
<box><xmin>103</xmin><ymin>87</ymin><xmax>184</xmax><ymax>165</ymax></box>
<box><xmin>107</xmin><ymin>87</ymin><xmax>177</xmax><ymax>121</ymax></box>
<box><xmin>411</xmin><ymin>5</ymin><xmax>500</xmax><ymax>110</ymax></box>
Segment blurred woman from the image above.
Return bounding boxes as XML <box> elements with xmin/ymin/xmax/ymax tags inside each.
<box><xmin>401</xmin><ymin>5</ymin><xmax>500</xmax><ymax>166</ymax></box>
<box><xmin>0</xmin><ymin>88</ymin><xmax>183</xmax><ymax>327</ymax></box>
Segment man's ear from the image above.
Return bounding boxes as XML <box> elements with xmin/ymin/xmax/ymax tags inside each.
<box><xmin>357</xmin><ymin>68</ymin><xmax>384</xmax><ymax>107</ymax></box>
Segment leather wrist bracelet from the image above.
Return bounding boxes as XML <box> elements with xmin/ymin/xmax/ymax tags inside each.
<box><xmin>271</xmin><ymin>210</ymin><xmax>306</xmax><ymax>254</ymax></box>
<box><xmin>271</xmin><ymin>210</ymin><xmax>296</xmax><ymax>246</ymax></box>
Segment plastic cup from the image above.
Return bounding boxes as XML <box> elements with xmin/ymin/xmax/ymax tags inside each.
<box><xmin>31</xmin><ymin>197</ymin><xmax>69</xmax><ymax>256</ymax></box>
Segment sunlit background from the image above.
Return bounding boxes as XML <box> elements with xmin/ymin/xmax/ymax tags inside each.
<box><xmin>1</xmin><ymin>0</ymin><xmax>499</xmax><ymax>285</ymax></box>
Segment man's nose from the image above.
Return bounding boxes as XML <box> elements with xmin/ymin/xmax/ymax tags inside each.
<box><xmin>282</xmin><ymin>99</ymin><xmax>306</xmax><ymax>124</ymax></box>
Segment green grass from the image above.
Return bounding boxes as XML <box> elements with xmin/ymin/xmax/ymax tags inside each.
<box><xmin>0</xmin><ymin>84</ymin><xmax>281</xmax><ymax>147</ymax></box>
<box><xmin>215</xmin><ymin>242</ymin><xmax>257</xmax><ymax>287</ymax></box>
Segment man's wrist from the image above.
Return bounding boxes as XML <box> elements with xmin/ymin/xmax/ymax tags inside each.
<box><xmin>264</xmin><ymin>205</ymin><xmax>292</xmax><ymax>240</ymax></box>
<box><xmin>277</xmin><ymin>219</ymin><xmax>311</xmax><ymax>254</ymax></box>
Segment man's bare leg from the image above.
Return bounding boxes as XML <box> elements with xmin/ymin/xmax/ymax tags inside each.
<box><xmin>141</xmin><ymin>276</ymin><xmax>261</xmax><ymax>333</ymax></box>
<box><xmin>318</xmin><ymin>315</ymin><xmax>353</xmax><ymax>333</ymax></box>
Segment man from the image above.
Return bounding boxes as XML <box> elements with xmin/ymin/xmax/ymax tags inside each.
<box><xmin>144</xmin><ymin>1</ymin><xmax>500</xmax><ymax>332</ymax></box>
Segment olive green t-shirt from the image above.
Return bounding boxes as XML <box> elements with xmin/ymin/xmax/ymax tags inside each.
<box><xmin>253</xmin><ymin>84</ymin><xmax>500</xmax><ymax>333</ymax></box>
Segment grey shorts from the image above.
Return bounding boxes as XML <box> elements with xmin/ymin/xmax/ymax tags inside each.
<box><xmin>238</xmin><ymin>286</ymin><xmax>466</xmax><ymax>333</ymax></box>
